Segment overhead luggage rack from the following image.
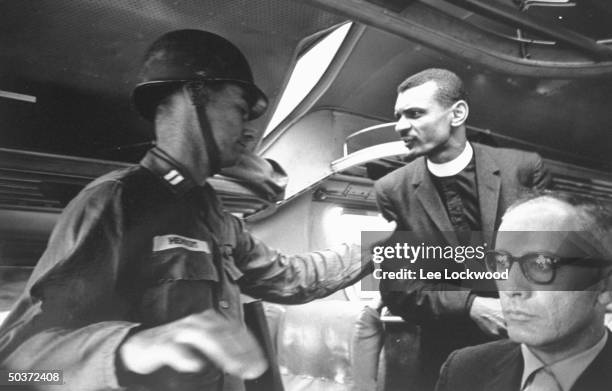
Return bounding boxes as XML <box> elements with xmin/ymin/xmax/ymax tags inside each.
<box><xmin>0</xmin><ymin>148</ymin><xmax>277</xmax><ymax>216</ymax></box>
<box><xmin>304</xmin><ymin>0</ymin><xmax>612</xmax><ymax>77</ymax></box>
<box><xmin>314</xmin><ymin>123</ymin><xmax>612</xmax><ymax>208</ymax></box>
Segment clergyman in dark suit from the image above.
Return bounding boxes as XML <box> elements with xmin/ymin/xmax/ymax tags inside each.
<box><xmin>436</xmin><ymin>192</ymin><xmax>612</xmax><ymax>391</ymax></box>
<box><xmin>374</xmin><ymin>68</ymin><xmax>550</xmax><ymax>389</ymax></box>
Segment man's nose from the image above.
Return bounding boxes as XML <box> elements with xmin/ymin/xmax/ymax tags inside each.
<box><xmin>395</xmin><ymin>117</ymin><xmax>412</xmax><ymax>138</ymax></box>
<box><xmin>241</xmin><ymin>127</ymin><xmax>257</xmax><ymax>141</ymax></box>
<box><xmin>241</xmin><ymin>127</ymin><xmax>261</xmax><ymax>146</ymax></box>
<box><xmin>497</xmin><ymin>263</ymin><xmax>533</xmax><ymax>298</ymax></box>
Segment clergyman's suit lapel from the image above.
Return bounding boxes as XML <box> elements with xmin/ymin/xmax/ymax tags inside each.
<box><xmin>412</xmin><ymin>159</ymin><xmax>459</xmax><ymax>247</ymax></box>
<box><xmin>473</xmin><ymin>144</ymin><xmax>501</xmax><ymax>244</ymax></box>
<box><xmin>410</xmin><ymin>145</ymin><xmax>502</xmax><ymax>247</ymax></box>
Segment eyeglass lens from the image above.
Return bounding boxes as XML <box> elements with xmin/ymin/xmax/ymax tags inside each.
<box><xmin>486</xmin><ymin>252</ymin><xmax>555</xmax><ymax>284</ymax></box>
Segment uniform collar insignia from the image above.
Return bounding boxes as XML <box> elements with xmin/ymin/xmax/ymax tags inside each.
<box><xmin>141</xmin><ymin>147</ymin><xmax>197</xmax><ymax>196</ymax></box>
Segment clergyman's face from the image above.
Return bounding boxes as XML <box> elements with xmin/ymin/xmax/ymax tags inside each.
<box><xmin>495</xmin><ymin>200</ymin><xmax>606</xmax><ymax>352</ymax></box>
<box><xmin>201</xmin><ymin>83</ymin><xmax>256</xmax><ymax>167</ymax></box>
<box><xmin>394</xmin><ymin>81</ymin><xmax>455</xmax><ymax>160</ymax></box>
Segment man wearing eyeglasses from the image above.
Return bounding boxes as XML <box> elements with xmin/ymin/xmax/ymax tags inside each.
<box><xmin>436</xmin><ymin>192</ymin><xmax>612</xmax><ymax>391</ymax></box>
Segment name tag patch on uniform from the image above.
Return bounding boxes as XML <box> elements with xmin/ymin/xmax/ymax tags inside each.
<box><xmin>153</xmin><ymin>235</ymin><xmax>211</xmax><ymax>253</ymax></box>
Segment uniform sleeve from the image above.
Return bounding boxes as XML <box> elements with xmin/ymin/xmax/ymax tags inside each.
<box><xmin>0</xmin><ymin>181</ymin><xmax>139</xmax><ymax>390</ymax></box>
<box><xmin>219</xmin><ymin>153</ymin><xmax>287</xmax><ymax>202</ymax></box>
<box><xmin>231</xmin><ymin>218</ymin><xmax>373</xmax><ymax>304</ymax></box>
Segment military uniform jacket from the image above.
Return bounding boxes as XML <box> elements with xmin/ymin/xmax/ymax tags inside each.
<box><xmin>0</xmin><ymin>147</ymin><xmax>366</xmax><ymax>391</ymax></box>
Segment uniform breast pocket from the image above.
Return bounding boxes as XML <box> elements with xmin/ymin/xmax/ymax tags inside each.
<box><xmin>139</xmin><ymin>248</ymin><xmax>220</xmax><ymax>325</ymax></box>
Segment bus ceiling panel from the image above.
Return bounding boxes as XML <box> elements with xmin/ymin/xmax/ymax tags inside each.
<box><xmin>520</xmin><ymin>1</ymin><xmax>612</xmax><ymax>41</ymax></box>
<box><xmin>0</xmin><ymin>0</ymin><xmax>344</xmax><ymax>97</ymax></box>
<box><xmin>303</xmin><ymin>0</ymin><xmax>612</xmax><ymax>76</ymax></box>
<box><xmin>0</xmin><ymin>0</ymin><xmax>345</xmax><ymax>159</ymax></box>
<box><xmin>437</xmin><ymin>0</ymin><xmax>612</xmax><ymax>60</ymax></box>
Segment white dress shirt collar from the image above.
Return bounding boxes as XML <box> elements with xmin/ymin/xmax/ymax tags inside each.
<box><xmin>520</xmin><ymin>331</ymin><xmax>608</xmax><ymax>391</ymax></box>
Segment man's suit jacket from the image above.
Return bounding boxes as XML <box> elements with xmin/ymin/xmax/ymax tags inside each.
<box><xmin>375</xmin><ymin>142</ymin><xmax>550</xmax><ymax>322</ymax></box>
<box><xmin>436</xmin><ymin>331</ymin><xmax>612</xmax><ymax>391</ymax></box>
<box><xmin>374</xmin><ymin>143</ymin><xmax>549</xmax><ymax>390</ymax></box>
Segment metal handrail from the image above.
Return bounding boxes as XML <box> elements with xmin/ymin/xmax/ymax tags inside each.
<box><xmin>440</xmin><ymin>0</ymin><xmax>612</xmax><ymax>60</ymax></box>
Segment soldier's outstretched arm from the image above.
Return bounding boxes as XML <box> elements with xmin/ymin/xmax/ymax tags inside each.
<box><xmin>233</xmin><ymin>220</ymin><xmax>373</xmax><ymax>303</ymax></box>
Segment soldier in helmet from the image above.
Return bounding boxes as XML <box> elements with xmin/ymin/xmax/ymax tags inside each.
<box><xmin>0</xmin><ymin>30</ymin><xmax>370</xmax><ymax>391</ymax></box>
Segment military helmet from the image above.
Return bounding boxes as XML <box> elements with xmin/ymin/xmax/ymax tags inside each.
<box><xmin>133</xmin><ymin>29</ymin><xmax>268</xmax><ymax>121</ymax></box>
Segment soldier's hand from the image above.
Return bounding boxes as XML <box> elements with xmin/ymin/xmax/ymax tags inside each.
<box><xmin>469</xmin><ymin>296</ymin><xmax>506</xmax><ymax>337</ymax></box>
<box><xmin>220</xmin><ymin>150</ymin><xmax>287</xmax><ymax>202</ymax></box>
<box><xmin>118</xmin><ymin>310</ymin><xmax>268</xmax><ymax>379</ymax></box>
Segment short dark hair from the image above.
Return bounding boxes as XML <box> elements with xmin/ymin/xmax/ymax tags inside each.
<box><xmin>397</xmin><ymin>68</ymin><xmax>467</xmax><ymax>107</ymax></box>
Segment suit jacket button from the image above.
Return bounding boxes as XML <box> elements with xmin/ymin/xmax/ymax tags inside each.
<box><xmin>219</xmin><ymin>300</ymin><xmax>230</xmax><ymax>309</ymax></box>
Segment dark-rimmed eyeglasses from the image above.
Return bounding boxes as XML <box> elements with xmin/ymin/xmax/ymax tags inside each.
<box><xmin>485</xmin><ymin>250</ymin><xmax>609</xmax><ymax>285</ymax></box>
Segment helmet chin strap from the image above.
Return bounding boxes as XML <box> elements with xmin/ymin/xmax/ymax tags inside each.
<box><xmin>185</xmin><ymin>84</ymin><xmax>222</xmax><ymax>175</ymax></box>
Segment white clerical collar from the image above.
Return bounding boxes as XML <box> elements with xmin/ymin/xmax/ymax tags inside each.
<box><xmin>426</xmin><ymin>142</ymin><xmax>473</xmax><ymax>177</ymax></box>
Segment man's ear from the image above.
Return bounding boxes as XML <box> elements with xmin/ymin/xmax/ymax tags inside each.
<box><xmin>450</xmin><ymin>100</ymin><xmax>469</xmax><ymax>127</ymax></box>
<box><xmin>596</xmin><ymin>268</ymin><xmax>612</xmax><ymax>306</ymax></box>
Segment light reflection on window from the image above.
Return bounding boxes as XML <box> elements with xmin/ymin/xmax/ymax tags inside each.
<box><xmin>264</xmin><ymin>23</ymin><xmax>352</xmax><ymax>137</ymax></box>
<box><xmin>323</xmin><ymin>206</ymin><xmax>395</xmax><ymax>244</ymax></box>
<box><xmin>323</xmin><ymin>206</ymin><xmax>395</xmax><ymax>301</ymax></box>
<box><xmin>0</xmin><ymin>311</ymin><xmax>8</xmax><ymax>326</ymax></box>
